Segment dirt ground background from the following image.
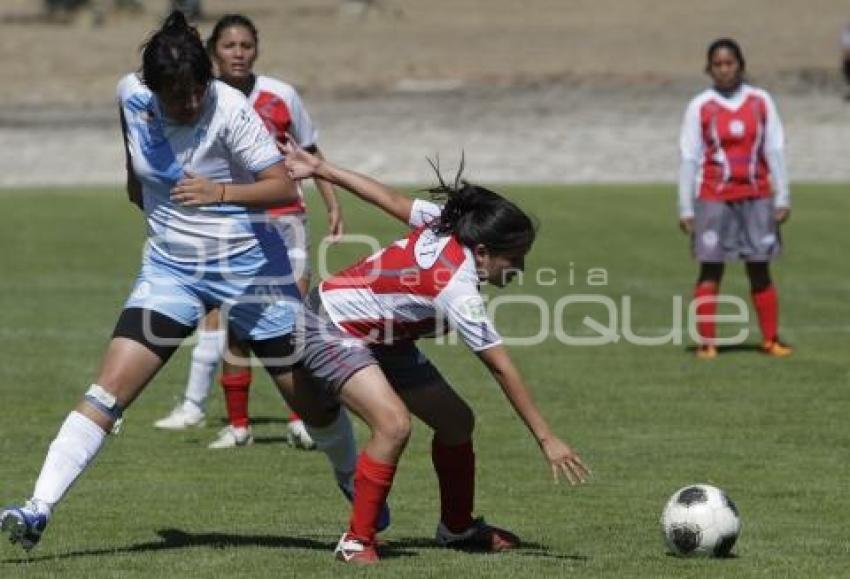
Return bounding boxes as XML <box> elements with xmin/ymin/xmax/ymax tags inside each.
<box><xmin>1</xmin><ymin>0</ymin><xmax>847</xmax><ymax>185</ymax></box>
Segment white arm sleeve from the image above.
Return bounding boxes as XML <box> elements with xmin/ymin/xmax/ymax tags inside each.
<box><xmin>434</xmin><ymin>270</ymin><xmax>503</xmax><ymax>352</ymax></box>
<box><xmin>408</xmin><ymin>199</ymin><xmax>443</xmax><ymax>228</ymax></box>
<box><xmin>762</xmin><ymin>93</ymin><xmax>790</xmax><ymax>209</ymax></box>
<box><xmin>227</xmin><ymin>103</ymin><xmax>284</xmax><ymax>174</ymax></box>
<box><xmin>678</xmin><ymin>99</ymin><xmax>703</xmax><ymax>219</ymax></box>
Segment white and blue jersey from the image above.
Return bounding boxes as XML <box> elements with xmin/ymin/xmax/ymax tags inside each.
<box><xmin>117</xmin><ymin>73</ymin><xmax>301</xmax><ymax>340</ymax></box>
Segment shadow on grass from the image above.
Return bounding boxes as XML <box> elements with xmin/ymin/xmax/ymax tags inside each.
<box><xmin>3</xmin><ymin>529</ymin><xmax>587</xmax><ymax>564</ymax></box>
<box><xmin>684</xmin><ymin>344</ymin><xmax>766</xmax><ymax>355</ymax></box>
<box><xmin>383</xmin><ymin>537</ymin><xmax>588</xmax><ymax>562</ymax></box>
<box><xmin>1</xmin><ymin>529</ymin><xmax>341</xmax><ymax>564</ymax></box>
<box><xmin>211</xmin><ymin>416</ymin><xmax>289</xmax><ymax>427</ymax></box>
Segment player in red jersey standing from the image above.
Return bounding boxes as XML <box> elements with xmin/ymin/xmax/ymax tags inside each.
<box><xmin>154</xmin><ymin>14</ymin><xmax>345</xmax><ymax>450</ymax></box>
<box><xmin>280</xmin><ymin>140</ymin><xmax>590</xmax><ymax>564</ymax></box>
<box><xmin>678</xmin><ymin>38</ymin><xmax>792</xmax><ymax>360</ymax></box>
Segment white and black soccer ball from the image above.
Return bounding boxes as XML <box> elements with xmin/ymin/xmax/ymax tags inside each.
<box><xmin>660</xmin><ymin>484</ymin><xmax>741</xmax><ymax>557</ymax></box>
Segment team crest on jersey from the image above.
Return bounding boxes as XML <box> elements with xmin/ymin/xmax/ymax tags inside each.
<box><xmin>414</xmin><ymin>229</ymin><xmax>452</xmax><ymax>269</ymax></box>
<box><xmin>729</xmin><ymin>119</ymin><xmax>746</xmax><ymax>137</ymax></box>
<box><xmin>458</xmin><ymin>296</ymin><xmax>488</xmax><ymax>323</ymax></box>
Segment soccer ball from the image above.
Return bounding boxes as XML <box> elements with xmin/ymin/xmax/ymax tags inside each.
<box><xmin>660</xmin><ymin>484</ymin><xmax>741</xmax><ymax>557</ymax></box>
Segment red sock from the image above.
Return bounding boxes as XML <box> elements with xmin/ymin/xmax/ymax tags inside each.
<box><xmin>221</xmin><ymin>371</ymin><xmax>251</xmax><ymax>428</ymax></box>
<box><xmin>752</xmin><ymin>285</ymin><xmax>779</xmax><ymax>342</ymax></box>
<box><xmin>349</xmin><ymin>452</ymin><xmax>397</xmax><ymax>543</ymax></box>
<box><xmin>288</xmin><ymin>411</ymin><xmax>301</xmax><ymax>422</ymax></box>
<box><xmin>432</xmin><ymin>439</ymin><xmax>475</xmax><ymax>533</ymax></box>
<box><xmin>693</xmin><ymin>282</ymin><xmax>719</xmax><ymax>343</ymax></box>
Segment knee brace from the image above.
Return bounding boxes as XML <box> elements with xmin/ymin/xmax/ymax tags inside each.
<box><xmin>83</xmin><ymin>384</ymin><xmax>124</xmax><ymax>433</ymax></box>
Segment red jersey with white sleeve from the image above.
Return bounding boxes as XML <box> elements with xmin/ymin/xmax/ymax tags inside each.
<box><xmin>318</xmin><ymin>200</ymin><xmax>503</xmax><ymax>352</ymax></box>
<box><xmin>248</xmin><ymin>75</ymin><xmax>319</xmax><ymax>215</ymax></box>
<box><xmin>678</xmin><ymin>84</ymin><xmax>790</xmax><ymax>218</ymax></box>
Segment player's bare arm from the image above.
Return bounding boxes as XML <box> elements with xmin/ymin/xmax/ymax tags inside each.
<box><xmin>280</xmin><ymin>138</ymin><xmax>414</xmax><ymax>223</ymax></box>
<box><xmin>309</xmin><ymin>147</ymin><xmax>345</xmax><ymax>240</ymax></box>
<box><xmin>171</xmin><ymin>162</ymin><xmax>298</xmax><ymax>207</ymax></box>
<box><xmin>476</xmin><ymin>345</ymin><xmax>590</xmax><ymax>485</ymax></box>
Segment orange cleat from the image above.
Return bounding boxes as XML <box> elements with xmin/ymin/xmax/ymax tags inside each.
<box><xmin>761</xmin><ymin>339</ymin><xmax>793</xmax><ymax>358</ymax></box>
<box><xmin>695</xmin><ymin>345</ymin><xmax>718</xmax><ymax>360</ymax></box>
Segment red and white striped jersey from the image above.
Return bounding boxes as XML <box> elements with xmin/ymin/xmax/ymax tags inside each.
<box><xmin>679</xmin><ymin>84</ymin><xmax>785</xmax><ymax>204</ymax></box>
<box><xmin>318</xmin><ymin>200</ymin><xmax>503</xmax><ymax>352</ymax></box>
<box><xmin>248</xmin><ymin>75</ymin><xmax>319</xmax><ymax>215</ymax></box>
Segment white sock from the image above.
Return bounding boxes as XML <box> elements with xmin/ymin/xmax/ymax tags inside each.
<box><xmin>305</xmin><ymin>409</ymin><xmax>357</xmax><ymax>490</ymax></box>
<box><xmin>32</xmin><ymin>411</ymin><xmax>107</xmax><ymax>513</ymax></box>
<box><xmin>182</xmin><ymin>329</ymin><xmax>225</xmax><ymax>413</ymax></box>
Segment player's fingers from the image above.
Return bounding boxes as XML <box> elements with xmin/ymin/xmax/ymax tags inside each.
<box><xmin>559</xmin><ymin>461</ymin><xmax>580</xmax><ymax>485</ymax></box>
<box><xmin>567</xmin><ymin>460</ymin><xmax>588</xmax><ymax>483</ymax></box>
<box><xmin>571</xmin><ymin>454</ymin><xmax>591</xmax><ymax>476</ymax></box>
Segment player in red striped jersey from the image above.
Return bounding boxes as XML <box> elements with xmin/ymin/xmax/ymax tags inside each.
<box><xmin>282</xmin><ymin>140</ymin><xmax>590</xmax><ymax>564</ymax></box>
<box><xmin>678</xmin><ymin>38</ymin><xmax>792</xmax><ymax>360</ymax></box>
<box><xmin>154</xmin><ymin>14</ymin><xmax>345</xmax><ymax>450</ymax></box>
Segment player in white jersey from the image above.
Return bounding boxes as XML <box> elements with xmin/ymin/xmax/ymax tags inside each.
<box><xmin>0</xmin><ymin>11</ymin><xmax>369</xmax><ymax>552</ymax></box>
<box><xmin>155</xmin><ymin>14</ymin><xmax>344</xmax><ymax>451</ymax></box>
<box><xmin>279</xmin><ymin>140</ymin><xmax>590</xmax><ymax>565</ymax></box>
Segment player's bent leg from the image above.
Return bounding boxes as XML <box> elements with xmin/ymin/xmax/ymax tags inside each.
<box><xmin>333</xmin><ymin>366</ymin><xmax>410</xmax><ymax>563</ymax></box>
<box><xmin>395</xmin><ymin>378</ymin><xmax>517</xmax><ymax>551</ymax></box>
<box><xmin>2</xmin><ymin>308</ymin><xmax>190</xmax><ymax>551</ymax></box>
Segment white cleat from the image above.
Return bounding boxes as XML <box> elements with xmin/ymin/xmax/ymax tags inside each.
<box><xmin>153</xmin><ymin>404</ymin><xmax>206</xmax><ymax>430</ymax></box>
<box><xmin>208</xmin><ymin>425</ymin><xmax>254</xmax><ymax>449</ymax></box>
<box><xmin>285</xmin><ymin>419</ymin><xmax>316</xmax><ymax>450</ymax></box>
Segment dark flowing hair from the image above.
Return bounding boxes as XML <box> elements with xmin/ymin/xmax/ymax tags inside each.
<box><xmin>141</xmin><ymin>10</ymin><xmax>212</xmax><ymax>93</ymax></box>
<box><xmin>427</xmin><ymin>156</ymin><xmax>537</xmax><ymax>254</ymax></box>
<box><xmin>206</xmin><ymin>13</ymin><xmax>259</xmax><ymax>55</ymax></box>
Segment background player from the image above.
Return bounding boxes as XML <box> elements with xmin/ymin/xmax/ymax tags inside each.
<box><xmin>678</xmin><ymin>38</ymin><xmax>792</xmax><ymax>359</ymax></box>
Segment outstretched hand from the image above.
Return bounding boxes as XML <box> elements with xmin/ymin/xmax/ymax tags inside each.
<box><xmin>278</xmin><ymin>136</ymin><xmax>323</xmax><ymax>181</ymax></box>
<box><xmin>171</xmin><ymin>170</ymin><xmax>222</xmax><ymax>206</ymax></box>
<box><xmin>540</xmin><ymin>436</ymin><xmax>591</xmax><ymax>485</ymax></box>
<box><xmin>326</xmin><ymin>206</ymin><xmax>345</xmax><ymax>242</ymax></box>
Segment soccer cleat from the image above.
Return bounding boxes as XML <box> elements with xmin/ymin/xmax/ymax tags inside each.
<box><xmin>337</xmin><ymin>483</ymin><xmax>391</xmax><ymax>533</ymax></box>
<box><xmin>435</xmin><ymin>517</ymin><xmax>520</xmax><ymax>552</ymax></box>
<box><xmin>695</xmin><ymin>345</ymin><xmax>718</xmax><ymax>360</ymax></box>
<box><xmin>208</xmin><ymin>425</ymin><xmax>254</xmax><ymax>449</ymax></box>
<box><xmin>153</xmin><ymin>404</ymin><xmax>206</xmax><ymax>430</ymax></box>
<box><xmin>761</xmin><ymin>339</ymin><xmax>793</xmax><ymax>358</ymax></box>
<box><xmin>1</xmin><ymin>501</ymin><xmax>49</xmax><ymax>552</ymax></box>
<box><xmin>285</xmin><ymin>419</ymin><xmax>316</xmax><ymax>450</ymax></box>
<box><xmin>334</xmin><ymin>532</ymin><xmax>379</xmax><ymax>565</ymax></box>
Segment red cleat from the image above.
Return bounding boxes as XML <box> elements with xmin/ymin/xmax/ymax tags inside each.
<box><xmin>334</xmin><ymin>532</ymin><xmax>379</xmax><ymax>565</ymax></box>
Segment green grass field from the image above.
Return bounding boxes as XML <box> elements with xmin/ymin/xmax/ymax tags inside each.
<box><xmin>0</xmin><ymin>185</ymin><xmax>847</xmax><ymax>578</ymax></box>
